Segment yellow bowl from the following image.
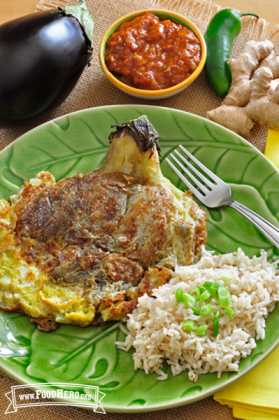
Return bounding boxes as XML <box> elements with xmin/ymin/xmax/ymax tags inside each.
<box><xmin>99</xmin><ymin>9</ymin><xmax>207</xmax><ymax>100</ymax></box>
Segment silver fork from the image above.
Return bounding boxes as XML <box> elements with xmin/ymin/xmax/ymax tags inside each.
<box><xmin>166</xmin><ymin>145</ymin><xmax>279</xmax><ymax>248</ymax></box>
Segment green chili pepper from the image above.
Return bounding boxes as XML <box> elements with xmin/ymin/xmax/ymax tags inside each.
<box><xmin>204</xmin><ymin>9</ymin><xmax>259</xmax><ymax>97</ymax></box>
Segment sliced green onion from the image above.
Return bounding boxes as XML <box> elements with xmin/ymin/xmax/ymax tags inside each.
<box><xmin>212</xmin><ymin>282</ymin><xmax>222</xmax><ymax>289</ymax></box>
<box><xmin>199</xmin><ymin>286</ymin><xmax>206</xmax><ymax>294</ymax></box>
<box><xmin>175</xmin><ymin>288</ymin><xmax>184</xmax><ymax>303</ymax></box>
<box><xmin>217</xmin><ymin>286</ymin><xmax>231</xmax><ymax>308</ymax></box>
<box><xmin>208</xmin><ymin>286</ymin><xmax>217</xmax><ymax>297</ymax></box>
<box><xmin>182</xmin><ymin>320</ymin><xmax>198</xmax><ymax>331</ymax></box>
<box><xmin>213</xmin><ymin>310</ymin><xmax>221</xmax><ymax>321</ymax></box>
<box><xmin>226</xmin><ymin>307</ymin><xmax>235</xmax><ymax>318</ymax></box>
<box><xmin>192</xmin><ymin>306</ymin><xmax>200</xmax><ymax>316</ymax></box>
<box><xmin>196</xmin><ymin>325</ymin><xmax>208</xmax><ymax>336</ymax></box>
<box><xmin>200</xmin><ymin>304</ymin><xmax>213</xmax><ymax>316</ymax></box>
<box><xmin>217</xmin><ymin>271</ymin><xmax>234</xmax><ymax>282</ymax></box>
<box><xmin>182</xmin><ymin>293</ymin><xmax>196</xmax><ymax>308</ymax></box>
<box><xmin>213</xmin><ymin>318</ymin><xmax>219</xmax><ymax>337</ymax></box>
<box><xmin>189</xmin><ymin>286</ymin><xmax>201</xmax><ymax>300</ymax></box>
<box><xmin>203</xmin><ymin>281</ymin><xmax>213</xmax><ymax>289</ymax></box>
<box><xmin>200</xmin><ymin>290</ymin><xmax>211</xmax><ymax>302</ymax></box>
<box><xmin>213</xmin><ymin>310</ymin><xmax>220</xmax><ymax>337</ymax></box>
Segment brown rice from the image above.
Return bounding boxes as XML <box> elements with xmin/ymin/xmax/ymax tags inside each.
<box><xmin>116</xmin><ymin>248</ymin><xmax>279</xmax><ymax>381</ymax></box>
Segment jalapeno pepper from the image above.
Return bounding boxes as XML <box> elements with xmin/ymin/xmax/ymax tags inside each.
<box><xmin>204</xmin><ymin>9</ymin><xmax>259</xmax><ymax>97</ymax></box>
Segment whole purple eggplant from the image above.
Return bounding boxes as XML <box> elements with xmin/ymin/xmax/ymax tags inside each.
<box><xmin>0</xmin><ymin>1</ymin><xmax>94</xmax><ymax>128</ymax></box>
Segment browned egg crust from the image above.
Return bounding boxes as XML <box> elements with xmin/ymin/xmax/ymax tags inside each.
<box><xmin>10</xmin><ymin>168</ymin><xmax>206</xmax><ymax>330</ymax></box>
<box><xmin>14</xmin><ymin>171</ymin><xmax>175</xmax><ymax>271</ymax></box>
<box><xmin>4</xmin><ymin>116</ymin><xmax>207</xmax><ymax>330</ymax></box>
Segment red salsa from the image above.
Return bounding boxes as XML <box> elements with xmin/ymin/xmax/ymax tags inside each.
<box><xmin>105</xmin><ymin>12</ymin><xmax>201</xmax><ymax>90</ymax></box>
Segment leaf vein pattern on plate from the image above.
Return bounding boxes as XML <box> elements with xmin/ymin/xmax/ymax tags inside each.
<box><xmin>52</xmin><ymin>322</ymin><xmax>121</xmax><ymax>367</ymax></box>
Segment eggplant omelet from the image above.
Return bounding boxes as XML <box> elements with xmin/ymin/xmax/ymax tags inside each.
<box><xmin>0</xmin><ymin>116</ymin><xmax>207</xmax><ymax>331</ymax></box>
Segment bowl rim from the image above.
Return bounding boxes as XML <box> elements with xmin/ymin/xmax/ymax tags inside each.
<box><xmin>99</xmin><ymin>9</ymin><xmax>207</xmax><ymax>98</ymax></box>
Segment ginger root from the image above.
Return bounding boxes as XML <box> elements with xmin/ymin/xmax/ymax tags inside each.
<box><xmin>246</xmin><ymin>66</ymin><xmax>279</xmax><ymax>128</ymax></box>
<box><xmin>207</xmin><ymin>40</ymin><xmax>279</xmax><ymax>138</ymax></box>
<box><xmin>208</xmin><ymin>105</ymin><xmax>254</xmax><ymax>138</ymax></box>
<box><xmin>223</xmin><ymin>40</ymin><xmax>273</xmax><ymax>107</ymax></box>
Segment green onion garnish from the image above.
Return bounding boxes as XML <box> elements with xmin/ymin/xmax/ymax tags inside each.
<box><xmin>200</xmin><ymin>304</ymin><xmax>213</xmax><ymax>316</ymax></box>
<box><xmin>226</xmin><ymin>307</ymin><xmax>235</xmax><ymax>318</ymax></box>
<box><xmin>213</xmin><ymin>317</ymin><xmax>219</xmax><ymax>337</ymax></box>
<box><xmin>203</xmin><ymin>281</ymin><xmax>213</xmax><ymax>289</ymax></box>
<box><xmin>189</xmin><ymin>286</ymin><xmax>201</xmax><ymax>300</ymax></box>
<box><xmin>217</xmin><ymin>286</ymin><xmax>231</xmax><ymax>308</ymax></box>
<box><xmin>182</xmin><ymin>320</ymin><xmax>198</xmax><ymax>332</ymax></box>
<box><xmin>217</xmin><ymin>271</ymin><xmax>234</xmax><ymax>282</ymax></box>
<box><xmin>182</xmin><ymin>293</ymin><xmax>196</xmax><ymax>308</ymax></box>
<box><xmin>196</xmin><ymin>325</ymin><xmax>208</xmax><ymax>336</ymax></box>
<box><xmin>175</xmin><ymin>288</ymin><xmax>184</xmax><ymax>303</ymax></box>
<box><xmin>200</xmin><ymin>290</ymin><xmax>211</xmax><ymax>302</ymax></box>
<box><xmin>192</xmin><ymin>306</ymin><xmax>200</xmax><ymax>316</ymax></box>
<box><xmin>212</xmin><ymin>282</ymin><xmax>222</xmax><ymax>289</ymax></box>
<box><xmin>213</xmin><ymin>310</ymin><xmax>221</xmax><ymax>320</ymax></box>
<box><xmin>199</xmin><ymin>286</ymin><xmax>206</xmax><ymax>294</ymax></box>
<box><xmin>213</xmin><ymin>310</ymin><xmax>220</xmax><ymax>337</ymax></box>
<box><xmin>208</xmin><ymin>286</ymin><xmax>217</xmax><ymax>297</ymax></box>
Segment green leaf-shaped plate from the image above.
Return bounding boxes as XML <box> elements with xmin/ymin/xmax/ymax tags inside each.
<box><xmin>0</xmin><ymin>105</ymin><xmax>279</xmax><ymax>413</ymax></box>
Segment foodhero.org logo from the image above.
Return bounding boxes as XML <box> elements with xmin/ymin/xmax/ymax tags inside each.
<box><xmin>5</xmin><ymin>383</ymin><xmax>105</xmax><ymax>414</ymax></box>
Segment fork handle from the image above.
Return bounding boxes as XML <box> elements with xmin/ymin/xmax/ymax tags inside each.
<box><xmin>228</xmin><ymin>200</ymin><xmax>279</xmax><ymax>248</ymax></box>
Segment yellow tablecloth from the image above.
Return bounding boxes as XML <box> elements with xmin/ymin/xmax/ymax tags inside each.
<box><xmin>265</xmin><ymin>129</ymin><xmax>279</xmax><ymax>170</ymax></box>
<box><xmin>214</xmin><ymin>346</ymin><xmax>279</xmax><ymax>420</ymax></box>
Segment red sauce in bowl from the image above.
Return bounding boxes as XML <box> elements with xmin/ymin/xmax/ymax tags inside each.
<box><xmin>105</xmin><ymin>12</ymin><xmax>201</xmax><ymax>90</ymax></box>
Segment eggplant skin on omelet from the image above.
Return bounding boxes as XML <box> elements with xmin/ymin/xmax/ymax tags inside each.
<box><xmin>0</xmin><ymin>116</ymin><xmax>207</xmax><ymax>331</ymax></box>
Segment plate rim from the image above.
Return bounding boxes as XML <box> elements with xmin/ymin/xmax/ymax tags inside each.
<box><xmin>0</xmin><ymin>104</ymin><xmax>277</xmax><ymax>172</ymax></box>
<box><xmin>0</xmin><ymin>104</ymin><xmax>279</xmax><ymax>413</ymax></box>
<box><xmin>1</xmin><ymin>334</ymin><xmax>279</xmax><ymax>413</ymax></box>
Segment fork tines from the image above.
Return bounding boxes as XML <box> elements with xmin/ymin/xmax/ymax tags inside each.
<box><xmin>166</xmin><ymin>145</ymin><xmax>217</xmax><ymax>200</ymax></box>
